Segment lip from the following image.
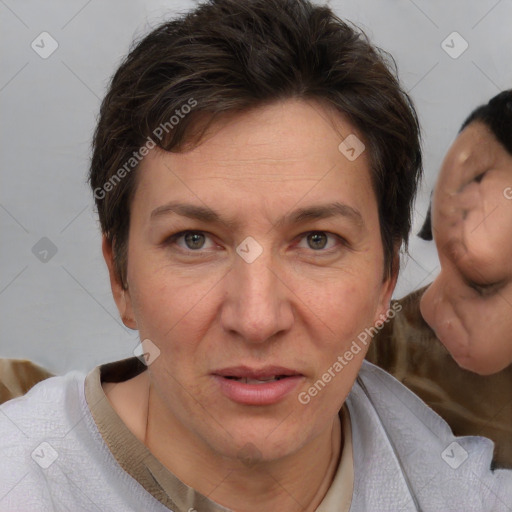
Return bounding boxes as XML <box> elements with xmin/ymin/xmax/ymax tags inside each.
<box><xmin>212</xmin><ymin>366</ymin><xmax>304</xmax><ymax>405</ymax></box>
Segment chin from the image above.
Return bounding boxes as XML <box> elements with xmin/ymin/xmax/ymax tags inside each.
<box><xmin>214</xmin><ymin>423</ymin><xmax>306</xmax><ymax>465</ymax></box>
<box><xmin>452</xmin><ymin>351</ymin><xmax>503</xmax><ymax>376</ymax></box>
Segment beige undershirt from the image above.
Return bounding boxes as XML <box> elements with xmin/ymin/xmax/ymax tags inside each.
<box><xmin>84</xmin><ymin>357</ymin><xmax>353</xmax><ymax>512</ymax></box>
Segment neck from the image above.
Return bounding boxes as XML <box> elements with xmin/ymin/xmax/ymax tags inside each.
<box><xmin>145</xmin><ymin>380</ymin><xmax>343</xmax><ymax>512</ymax></box>
<box><xmin>104</xmin><ymin>372</ymin><xmax>343</xmax><ymax>512</ymax></box>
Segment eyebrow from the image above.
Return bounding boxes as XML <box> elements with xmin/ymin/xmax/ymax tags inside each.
<box><xmin>150</xmin><ymin>200</ymin><xmax>365</xmax><ymax>229</ymax></box>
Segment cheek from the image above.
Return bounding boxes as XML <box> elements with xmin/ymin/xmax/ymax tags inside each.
<box><xmin>466</xmin><ymin>218</ymin><xmax>512</xmax><ymax>273</ymax></box>
<box><xmin>128</xmin><ymin>265</ymin><xmax>217</xmax><ymax>351</ymax></box>
<box><xmin>463</xmin><ymin>307</ymin><xmax>509</xmax><ymax>347</ymax></box>
<box><xmin>309</xmin><ymin>275</ymin><xmax>386</xmax><ymax>359</ymax></box>
<box><xmin>337</xmin><ymin>286</ymin><xmax>379</xmax><ymax>336</ymax></box>
<box><xmin>454</xmin><ymin>299</ymin><xmax>512</xmax><ymax>374</ymax></box>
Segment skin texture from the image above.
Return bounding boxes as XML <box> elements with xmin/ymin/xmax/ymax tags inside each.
<box><xmin>420</xmin><ymin>121</ymin><xmax>512</xmax><ymax>375</ymax></box>
<box><xmin>103</xmin><ymin>99</ymin><xmax>396</xmax><ymax>512</ymax></box>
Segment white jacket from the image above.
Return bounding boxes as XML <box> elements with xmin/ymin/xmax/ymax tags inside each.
<box><xmin>0</xmin><ymin>361</ymin><xmax>510</xmax><ymax>511</ymax></box>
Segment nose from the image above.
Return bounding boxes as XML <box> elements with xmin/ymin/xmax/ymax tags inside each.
<box><xmin>420</xmin><ymin>274</ymin><xmax>445</xmax><ymax>333</ymax></box>
<box><xmin>220</xmin><ymin>250</ymin><xmax>294</xmax><ymax>345</ymax></box>
<box><xmin>420</xmin><ymin>270</ymin><xmax>462</xmax><ymax>344</ymax></box>
<box><xmin>420</xmin><ymin>270</ymin><xmax>474</xmax><ymax>365</ymax></box>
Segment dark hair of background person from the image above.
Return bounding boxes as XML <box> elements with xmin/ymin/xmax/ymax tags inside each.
<box><xmin>89</xmin><ymin>0</ymin><xmax>422</xmax><ymax>287</ymax></box>
<box><xmin>418</xmin><ymin>89</ymin><xmax>512</xmax><ymax>241</ymax></box>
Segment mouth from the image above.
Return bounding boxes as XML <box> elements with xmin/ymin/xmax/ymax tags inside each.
<box><xmin>213</xmin><ymin>366</ymin><xmax>302</xmax><ymax>381</ymax></box>
<box><xmin>212</xmin><ymin>366</ymin><xmax>304</xmax><ymax>405</ymax></box>
<box><xmin>223</xmin><ymin>375</ymin><xmax>291</xmax><ymax>384</ymax></box>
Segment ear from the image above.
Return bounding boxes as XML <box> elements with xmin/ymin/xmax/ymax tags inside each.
<box><xmin>373</xmin><ymin>249</ymin><xmax>399</xmax><ymax>324</ymax></box>
<box><xmin>102</xmin><ymin>236</ymin><xmax>137</xmax><ymax>330</ymax></box>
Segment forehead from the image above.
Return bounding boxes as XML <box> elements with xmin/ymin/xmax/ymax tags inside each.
<box><xmin>135</xmin><ymin>99</ymin><xmax>375</xmax><ymax>214</ymax></box>
<box><xmin>175</xmin><ymin>100</ymin><xmax>366</xmax><ymax>173</ymax></box>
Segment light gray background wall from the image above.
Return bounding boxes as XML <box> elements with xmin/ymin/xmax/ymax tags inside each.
<box><xmin>1</xmin><ymin>0</ymin><xmax>511</xmax><ymax>375</ymax></box>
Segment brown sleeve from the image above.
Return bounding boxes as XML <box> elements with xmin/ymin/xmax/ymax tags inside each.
<box><xmin>0</xmin><ymin>359</ymin><xmax>54</xmax><ymax>404</ymax></box>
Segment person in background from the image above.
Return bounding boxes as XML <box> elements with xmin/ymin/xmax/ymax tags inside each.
<box><xmin>367</xmin><ymin>90</ymin><xmax>512</xmax><ymax>468</ymax></box>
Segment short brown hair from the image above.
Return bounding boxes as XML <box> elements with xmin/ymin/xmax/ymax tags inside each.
<box><xmin>89</xmin><ymin>0</ymin><xmax>422</xmax><ymax>287</ymax></box>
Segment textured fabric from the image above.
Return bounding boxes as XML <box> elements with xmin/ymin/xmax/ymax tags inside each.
<box><xmin>0</xmin><ymin>360</ymin><xmax>510</xmax><ymax>511</ymax></box>
<box><xmin>366</xmin><ymin>287</ymin><xmax>512</xmax><ymax>468</ymax></box>
<box><xmin>348</xmin><ymin>363</ymin><xmax>512</xmax><ymax>511</ymax></box>
<box><xmin>0</xmin><ymin>369</ymin><xmax>171</xmax><ymax>512</ymax></box>
<box><xmin>0</xmin><ymin>358</ymin><xmax>54</xmax><ymax>404</ymax></box>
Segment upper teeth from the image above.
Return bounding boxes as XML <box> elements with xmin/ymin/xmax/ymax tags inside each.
<box><xmin>246</xmin><ymin>377</ymin><xmax>278</xmax><ymax>384</ymax></box>
<box><xmin>229</xmin><ymin>376</ymin><xmax>281</xmax><ymax>384</ymax></box>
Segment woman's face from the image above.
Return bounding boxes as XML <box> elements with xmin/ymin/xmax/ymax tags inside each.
<box><xmin>420</xmin><ymin>122</ymin><xmax>512</xmax><ymax>375</ymax></box>
<box><xmin>112</xmin><ymin>99</ymin><xmax>395</xmax><ymax>463</ymax></box>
